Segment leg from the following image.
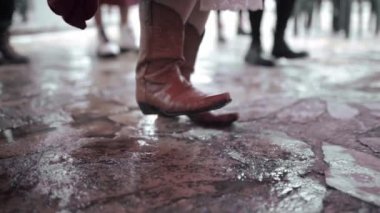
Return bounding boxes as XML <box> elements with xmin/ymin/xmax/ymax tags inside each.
<box><xmin>119</xmin><ymin>4</ymin><xmax>138</xmax><ymax>51</ymax></box>
<box><xmin>136</xmin><ymin>0</ymin><xmax>231</xmax><ymax>116</ymax></box>
<box><xmin>293</xmin><ymin>0</ymin><xmax>300</xmax><ymax>35</ymax></box>
<box><xmin>238</xmin><ymin>10</ymin><xmax>243</xmax><ymax>28</ymax></box>
<box><xmin>154</xmin><ymin>0</ymin><xmax>197</xmax><ymax>23</ymax></box>
<box><xmin>272</xmin><ymin>0</ymin><xmax>309</xmax><ymax>59</ymax></box>
<box><xmin>0</xmin><ymin>0</ymin><xmax>29</xmax><ymax>65</ymax></box>
<box><xmin>249</xmin><ymin>9</ymin><xmax>263</xmax><ymax>47</ymax></box>
<box><xmin>216</xmin><ymin>11</ymin><xmax>226</xmax><ymax>43</ymax></box>
<box><xmin>20</xmin><ymin>0</ymin><xmax>29</xmax><ymax>22</ymax></box>
<box><xmin>180</xmin><ymin>2</ymin><xmax>238</xmax><ymax>126</ymax></box>
<box><xmin>15</xmin><ymin>0</ymin><xmax>29</xmax><ymax>22</ymax></box>
<box><xmin>119</xmin><ymin>4</ymin><xmax>129</xmax><ymax>27</ymax></box>
<box><xmin>0</xmin><ymin>0</ymin><xmax>14</xmax><ymax>30</ymax></box>
<box><xmin>187</xmin><ymin>4</ymin><xmax>209</xmax><ymax>34</ymax></box>
<box><xmin>332</xmin><ymin>0</ymin><xmax>341</xmax><ymax>33</ymax></box>
<box><xmin>245</xmin><ymin>6</ymin><xmax>275</xmax><ymax>67</ymax></box>
<box><xmin>274</xmin><ymin>0</ymin><xmax>295</xmax><ymax>40</ymax></box>
<box><xmin>237</xmin><ymin>11</ymin><xmax>249</xmax><ymax>35</ymax></box>
<box><xmin>95</xmin><ymin>5</ymin><xmax>120</xmax><ymax>57</ymax></box>
<box><xmin>95</xmin><ymin>10</ymin><xmax>109</xmax><ymax>42</ymax></box>
<box><xmin>181</xmin><ymin>5</ymin><xmax>209</xmax><ymax>80</ymax></box>
<box><xmin>342</xmin><ymin>0</ymin><xmax>352</xmax><ymax>38</ymax></box>
<box><xmin>376</xmin><ymin>0</ymin><xmax>380</xmax><ymax>34</ymax></box>
<box><xmin>306</xmin><ymin>4</ymin><xmax>313</xmax><ymax>31</ymax></box>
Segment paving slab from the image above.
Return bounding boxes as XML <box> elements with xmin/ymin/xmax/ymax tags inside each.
<box><xmin>323</xmin><ymin>143</ymin><xmax>380</xmax><ymax>207</ymax></box>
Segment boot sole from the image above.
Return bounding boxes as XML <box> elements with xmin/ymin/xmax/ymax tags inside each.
<box><xmin>245</xmin><ymin>58</ymin><xmax>275</xmax><ymax>67</ymax></box>
<box><xmin>1</xmin><ymin>59</ymin><xmax>30</xmax><ymax>65</ymax></box>
<box><xmin>120</xmin><ymin>47</ymin><xmax>139</xmax><ymax>53</ymax></box>
<box><xmin>138</xmin><ymin>99</ymin><xmax>231</xmax><ymax>117</ymax></box>
<box><xmin>272</xmin><ymin>52</ymin><xmax>309</xmax><ymax>59</ymax></box>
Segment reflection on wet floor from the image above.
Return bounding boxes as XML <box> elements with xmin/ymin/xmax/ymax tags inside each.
<box><xmin>0</xmin><ymin>27</ymin><xmax>380</xmax><ymax>212</ymax></box>
<box><xmin>2</xmin><ymin>129</ymin><xmax>15</xmax><ymax>143</ymax></box>
<box><xmin>323</xmin><ymin>143</ymin><xmax>380</xmax><ymax>206</ymax></box>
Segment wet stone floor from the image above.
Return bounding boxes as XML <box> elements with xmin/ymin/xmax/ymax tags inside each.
<box><xmin>1</xmin><ymin>29</ymin><xmax>380</xmax><ymax>213</ymax></box>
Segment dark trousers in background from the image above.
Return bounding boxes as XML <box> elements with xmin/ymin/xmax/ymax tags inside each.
<box><xmin>248</xmin><ymin>0</ymin><xmax>296</xmax><ymax>45</ymax></box>
<box><xmin>0</xmin><ymin>0</ymin><xmax>16</xmax><ymax>33</ymax></box>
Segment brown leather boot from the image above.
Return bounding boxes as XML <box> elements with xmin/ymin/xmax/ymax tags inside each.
<box><xmin>0</xmin><ymin>31</ymin><xmax>29</xmax><ymax>65</ymax></box>
<box><xmin>136</xmin><ymin>1</ymin><xmax>231</xmax><ymax>117</ymax></box>
<box><xmin>181</xmin><ymin>24</ymin><xmax>238</xmax><ymax>127</ymax></box>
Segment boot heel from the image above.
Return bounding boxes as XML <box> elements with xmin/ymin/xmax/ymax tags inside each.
<box><xmin>138</xmin><ymin>103</ymin><xmax>159</xmax><ymax>115</ymax></box>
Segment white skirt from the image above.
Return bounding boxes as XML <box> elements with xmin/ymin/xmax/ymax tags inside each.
<box><xmin>200</xmin><ymin>0</ymin><xmax>263</xmax><ymax>11</ymax></box>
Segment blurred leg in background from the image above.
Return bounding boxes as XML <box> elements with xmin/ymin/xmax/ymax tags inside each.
<box><xmin>374</xmin><ymin>0</ymin><xmax>380</xmax><ymax>34</ymax></box>
<box><xmin>217</xmin><ymin>10</ymin><xmax>250</xmax><ymax>43</ymax></box>
<box><xmin>95</xmin><ymin>4</ymin><xmax>121</xmax><ymax>57</ymax></box>
<box><xmin>245</xmin><ymin>1</ymin><xmax>275</xmax><ymax>67</ymax></box>
<box><xmin>15</xmin><ymin>0</ymin><xmax>29</xmax><ymax>23</ymax></box>
<box><xmin>271</xmin><ymin>0</ymin><xmax>309</xmax><ymax>58</ymax></box>
<box><xmin>118</xmin><ymin>2</ymin><xmax>138</xmax><ymax>52</ymax></box>
<box><xmin>237</xmin><ymin>10</ymin><xmax>250</xmax><ymax>35</ymax></box>
<box><xmin>96</xmin><ymin>0</ymin><xmax>138</xmax><ymax>58</ymax></box>
<box><xmin>332</xmin><ymin>0</ymin><xmax>353</xmax><ymax>37</ymax></box>
<box><xmin>216</xmin><ymin>11</ymin><xmax>226</xmax><ymax>43</ymax></box>
<box><xmin>0</xmin><ymin>0</ymin><xmax>29</xmax><ymax>65</ymax></box>
<box><xmin>293</xmin><ymin>0</ymin><xmax>316</xmax><ymax>36</ymax></box>
<box><xmin>246</xmin><ymin>0</ymin><xmax>309</xmax><ymax>67</ymax></box>
<box><xmin>332</xmin><ymin>0</ymin><xmax>341</xmax><ymax>33</ymax></box>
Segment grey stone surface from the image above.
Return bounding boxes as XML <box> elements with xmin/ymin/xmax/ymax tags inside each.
<box><xmin>323</xmin><ymin>143</ymin><xmax>380</xmax><ymax>206</ymax></box>
<box><xmin>1</xmin><ymin>25</ymin><xmax>380</xmax><ymax>212</ymax></box>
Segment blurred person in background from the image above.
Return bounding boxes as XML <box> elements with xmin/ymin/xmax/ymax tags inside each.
<box><xmin>216</xmin><ymin>10</ymin><xmax>250</xmax><ymax>43</ymax></box>
<box><xmin>245</xmin><ymin>0</ymin><xmax>309</xmax><ymax>67</ymax></box>
<box><xmin>96</xmin><ymin>0</ymin><xmax>138</xmax><ymax>57</ymax></box>
<box><xmin>15</xmin><ymin>0</ymin><xmax>30</xmax><ymax>23</ymax></box>
<box><xmin>0</xmin><ymin>0</ymin><xmax>29</xmax><ymax>65</ymax></box>
<box><xmin>237</xmin><ymin>11</ymin><xmax>250</xmax><ymax>35</ymax></box>
<box><xmin>216</xmin><ymin>11</ymin><xmax>227</xmax><ymax>43</ymax></box>
<box><xmin>293</xmin><ymin>0</ymin><xmax>319</xmax><ymax>35</ymax></box>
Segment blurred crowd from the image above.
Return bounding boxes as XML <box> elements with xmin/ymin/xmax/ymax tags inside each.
<box><xmin>1</xmin><ymin>0</ymin><xmax>380</xmax><ymax>66</ymax></box>
<box><xmin>292</xmin><ymin>0</ymin><xmax>380</xmax><ymax>37</ymax></box>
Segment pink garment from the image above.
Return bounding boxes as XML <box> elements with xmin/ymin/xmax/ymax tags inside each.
<box><xmin>100</xmin><ymin>0</ymin><xmax>262</xmax><ymax>10</ymax></box>
<box><xmin>200</xmin><ymin>0</ymin><xmax>263</xmax><ymax>11</ymax></box>
<box><xmin>100</xmin><ymin>0</ymin><xmax>138</xmax><ymax>6</ymax></box>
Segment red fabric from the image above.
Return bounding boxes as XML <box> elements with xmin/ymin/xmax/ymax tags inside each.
<box><xmin>48</xmin><ymin>0</ymin><xmax>99</xmax><ymax>29</ymax></box>
<box><xmin>100</xmin><ymin>0</ymin><xmax>138</xmax><ymax>6</ymax></box>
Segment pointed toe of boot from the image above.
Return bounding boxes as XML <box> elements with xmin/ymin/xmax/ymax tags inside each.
<box><xmin>199</xmin><ymin>92</ymin><xmax>232</xmax><ymax>112</ymax></box>
<box><xmin>137</xmin><ymin>91</ymin><xmax>232</xmax><ymax>117</ymax></box>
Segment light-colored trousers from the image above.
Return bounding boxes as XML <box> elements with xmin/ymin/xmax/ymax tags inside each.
<box><xmin>200</xmin><ymin>0</ymin><xmax>263</xmax><ymax>11</ymax></box>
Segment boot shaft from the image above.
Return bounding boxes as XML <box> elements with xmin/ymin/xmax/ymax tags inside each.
<box><xmin>137</xmin><ymin>0</ymin><xmax>186</xmax><ymax>84</ymax></box>
<box><xmin>181</xmin><ymin>24</ymin><xmax>204</xmax><ymax>81</ymax></box>
<box><xmin>138</xmin><ymin>0</ymin><xmax>184</xmax><ymax>65</ymax></box>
